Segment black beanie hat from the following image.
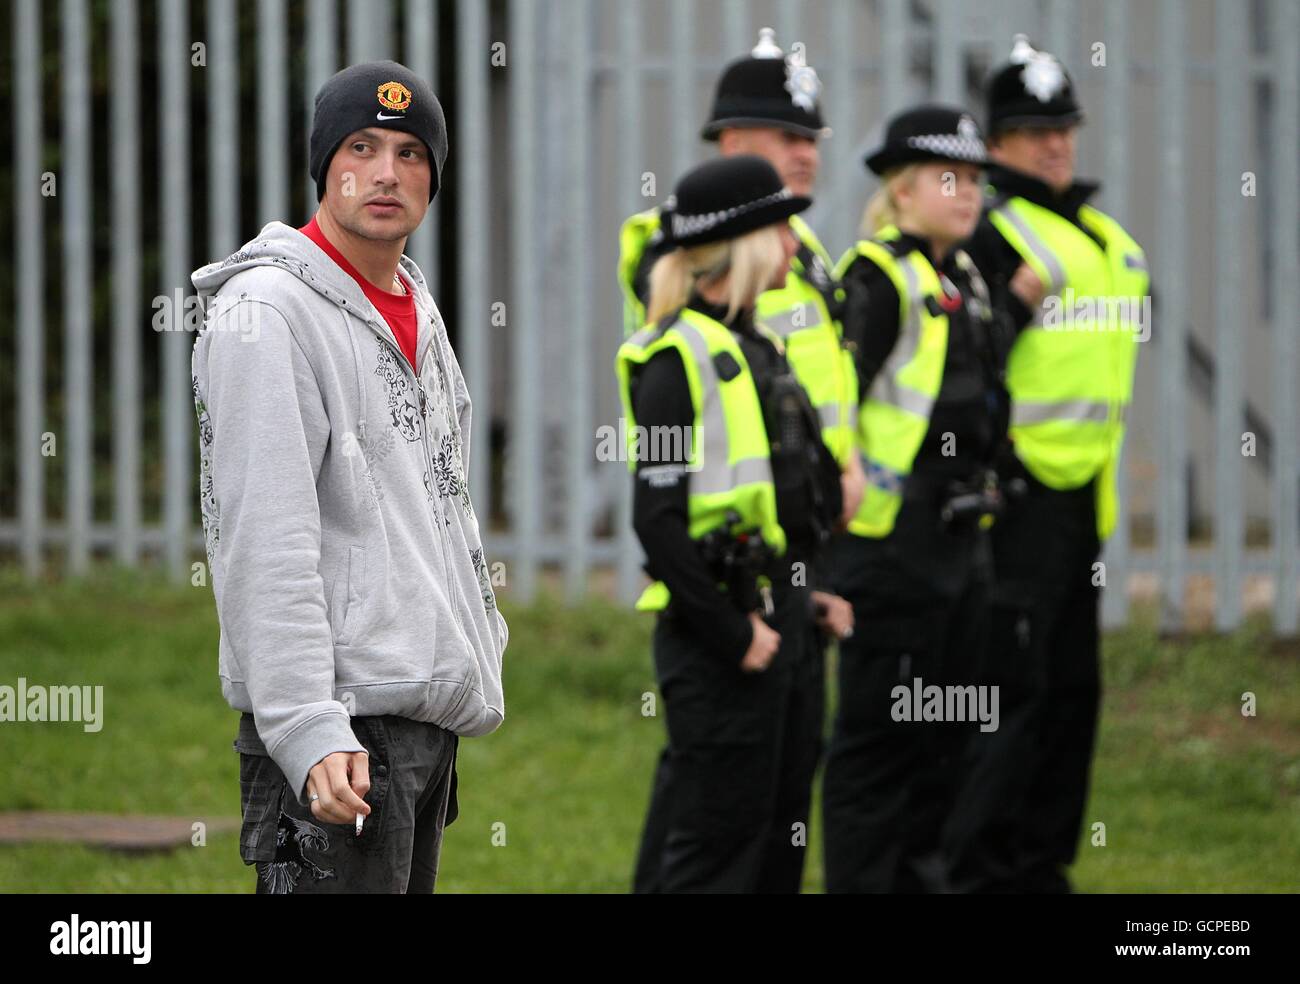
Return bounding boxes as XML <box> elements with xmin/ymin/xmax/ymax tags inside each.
<box><xmin>309</xmin><ymin>59</ymin><xmax>449</xmax><ymax>203</ymax></box>
<box><xmin>664</xmin><ymin>155</ymin><xmax>811</xmax><ymax>249</ymax></box>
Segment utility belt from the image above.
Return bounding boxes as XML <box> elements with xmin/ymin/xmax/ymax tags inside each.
<box><xmin>993</xmin><ymin>441</ymin><xmax>1093</xmax><ymax>505</ymax></box>
<box><xmin>938</xmin><ymin>468</ymin><xmax>1015</xmax><ymax>527</ymax></box>
<box><xmin>694</xmin><ymin>510</ymin><xmax>778</xmax><ymax>618</ymax></box>
<box><xmin>900</xmin><ymin>466</ymin><xmax>1024</xmax><ymax>530</ymax></box>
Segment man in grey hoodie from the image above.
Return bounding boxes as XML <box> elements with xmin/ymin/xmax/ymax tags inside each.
<box><xmin>191</xmin><ymin>61</ymin><xmax>507</xmax><ymax>893</ymax></box>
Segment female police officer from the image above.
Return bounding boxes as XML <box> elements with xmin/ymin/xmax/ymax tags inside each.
<box><xmin>822</xmin><ymin>107</ymin><xmax>1003</xmax><ymax>893</ymax></box>
<box><xmin>616</xmin><ymin>155</ymin><xmax>853</xmax><ymax>893</ymax></box>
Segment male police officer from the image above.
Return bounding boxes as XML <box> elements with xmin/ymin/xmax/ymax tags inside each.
<box><xmin>620</xmin><ymin>29</ymin><xmax>861</xmax><ymax>893</ymax></box>
<box><xmin>620</xmin><ymin>29</ymin><xmax>861</xmax><ymax>484</ymax></box>
<box><xmin>949</xmin><ymin>36</ymin><xmax>1150</xmax><ymax>893</ymax></box>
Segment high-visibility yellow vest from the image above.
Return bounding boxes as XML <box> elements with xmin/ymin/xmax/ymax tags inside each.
<box><xmin>616</xmin><ymin>208</ymin><xmax>858</xmax><ymax>467</ymax></box>
<box><xmin>615</xmin><ymin>306</ymin><xmax>788</xmax><ymax>612</ymax></box>
<box><xmin>986</xmin><ymin>194</ymin><xmax>1148</xmax><ymax>540</ymax></box>
<box><xmin>835</xmin><ymin>225</ymin><xmax>951</xmax><ymax>538</ymax></box>
<box><xmin>758</xmin><ymin>215</ymin><xmax>859</xmax><ymax>465</ymax></box>
<box><xmin>617</xmin><ymin>208</ymin><xmax>663</xmax><ymax>337</ymax></box>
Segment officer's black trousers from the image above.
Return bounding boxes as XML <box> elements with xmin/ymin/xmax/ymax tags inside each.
<box><xmin>755</xmin><ymin>617</ymin><xmax>824</xmax><ymax>893</ymax></box>
<box><xmin>822</xmin><ymin>528</ymin><xmax>990</xmax><ymax>893</ymax></box>
<box><xmin>631</xmin><ymin>586</ymin><xmax>822</xmax><ymax>893</ymax></box>
<box><xmin>943</xmin><ymin>479</ymin><xmax>1101</xmax><ymax>893</ymax></box>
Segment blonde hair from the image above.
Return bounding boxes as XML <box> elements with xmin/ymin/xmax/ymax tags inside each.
<box><xmin>861</xmin><ymin>163</ymin><xmax>920</xmax><ymax>237</ymax></box>
<box><xmin>646</xmin><ymin>224</ymin><xmax>786</xmax><ymax>325</ymax></box>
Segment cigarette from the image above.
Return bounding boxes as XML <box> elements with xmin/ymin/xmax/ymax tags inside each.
<box><xmin>355</xmin><ymin>812</ymin><xmax>365</xmax><ymax>836</ymax></box>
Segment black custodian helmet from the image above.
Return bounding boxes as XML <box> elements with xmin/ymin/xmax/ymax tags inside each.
<box><xmin>985</xmin><ymin>35</ymin><xmax>1084</xmax><ymax>136</ymax></box>
<box><xmin>700</xmin><ymin>27</ymin><xmax>830</xmax><ymax>141</ymax></box>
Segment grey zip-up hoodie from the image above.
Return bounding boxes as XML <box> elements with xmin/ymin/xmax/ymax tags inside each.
<box><xmin>191</xmin><ymin>220</ymin><xmax>507</xmax><ymax>806</ymax></box>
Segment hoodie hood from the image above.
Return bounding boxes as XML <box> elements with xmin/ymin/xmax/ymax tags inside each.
<box><xmin>193</xmin><ymin>220</ymin><xmax>458</xmax><ymax>455</ymax></box>
<box><xmin>192</xmin><ymin>219</ymin><xmax>434</xmax><ymax>307</ymax></box>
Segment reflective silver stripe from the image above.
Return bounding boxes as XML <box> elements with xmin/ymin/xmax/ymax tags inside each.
<box><xmin>870</xmin><ymin>253</ymin><xmax>936</xmax><ymax>420</ymax></box>
<box><xmin>816</xmin><ymin>401</ymin><xmax>841</xmax><ymax>429</ymax></box>
<box><xmin>759</xmin><ymin>301</ymin><xmax>823</xmax><ymax>338</ymax></box>
<box><xmin>867</xmin><ymin>378</ymin><xmax>933</xmax><ymax>417</ymax></box>
<box><xmin>669</xmin><ymin>317</ymin><xmax>773</xmax><ymax>497</ymax></box>
<box><xmin>668</xmin><ymin>318</ymin><xmax>727</xmax><ymax>481</ymax></box>
<box><xmin>1012</xmin><ymin>399</ymin><xmax>1111</xmax><ymax>426</ymax></box>
<box><xmin>625</xmin><ymin>325</ymin><xmax>660</xmax><ymax>349</ymax></box>
<box><xmin>991</xmin><ymin>202</ymin><xmax>1066</xmax><ymax>294</ymax></box>
<box><xmin>691</xmin><ymin>454</ymin><xmax>771</xmax><ymax>495</ymax></box>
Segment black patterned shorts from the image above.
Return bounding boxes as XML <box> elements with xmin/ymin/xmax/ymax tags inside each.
<box><xmin>235</xmin><ymin>712</ymin><xmax>459</xmax><ymax>894</ymax></box>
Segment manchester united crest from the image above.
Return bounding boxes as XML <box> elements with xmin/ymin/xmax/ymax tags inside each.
<box><xmin>376</xmin><ymin>80</ymin><xmax>413</xmax><ymax>112</ymax></box>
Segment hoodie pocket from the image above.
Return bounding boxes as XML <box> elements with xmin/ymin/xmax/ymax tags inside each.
<box><xmin>332</xmin><ymin>546</ymin><xmax>367</xmax><ymax>646</ymax></box>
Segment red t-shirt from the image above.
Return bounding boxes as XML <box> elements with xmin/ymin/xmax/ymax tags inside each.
<box><xmin>299</xmin><ymin>216</ymin><xmax>419</xmax><ymax>371</ymax></box>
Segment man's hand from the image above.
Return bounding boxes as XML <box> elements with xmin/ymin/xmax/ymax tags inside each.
<box><xmin>740</xmin><ymin>612</ymin><xmax>781</xmax><ymax>673</ymax></box>
<box><xmin>306</xmin><ymin>750</ymin><xmax>372</xmax><ymax>825</ymax></box>
<box><xmin>1009</xmin><ymin>261</ymin><xmax>1046</xmax><ymax>310</ymax></box>
<box><xmin>811</xmin><ymin>590</ymin><xmax>855</xmax><ymax>640</ymax></box>
<box><xmin>839</xmin><ymin>453</ymin><xmax>866</xmax><ymax>529</ymax></box>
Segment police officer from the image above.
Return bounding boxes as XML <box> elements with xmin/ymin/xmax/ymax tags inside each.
<box><xmin>617</xmin><ymin>155</ymin><xmax>852</xmax><ymax>893</ymax></box>
<box><xmin>619</xmin><ymin>27</ymin><xmax>865</xmax><ymax>510</ymax></box>
<box><xmin>821</xmin><ymin>106</ymin><xmax>1002</xmax><ymax>893</ymax></box>
<box><xmin>620</xmin><ymin>30</ymin><xmax>863</xmax><ymax>894</ymax></box>
<box><xmin>946</xmin><ymin>36</ymin><xmax>1150</xmax><ymax>893</ymax></box>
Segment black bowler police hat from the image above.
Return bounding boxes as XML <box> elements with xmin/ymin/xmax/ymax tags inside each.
<box><xmin>700</xmin><ymin>28</ymin><xmax>830</xmax><ymax>141</ymax></box>
<box><xmin>985</xmin><ymin>35</ymin><xmax>1084</xmax><ymax>135</ymax></box>
<box><xmin>663</xmin><ymin>155</ymin><xmax>811</xmax><ymax>249</ymax></box>
<box><xmin>864</xmin><ymin>105</ymin><xmax>987</xmax><ymax>175</ymax></box>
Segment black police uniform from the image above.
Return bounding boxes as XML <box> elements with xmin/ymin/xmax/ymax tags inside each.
<box><xmin>625</xmin><ymin>230</ymin><xmax>839</xmax><ymax>898</ymax></box>
<box><xmin>943</xmin><ymin>40</ymin><xmax>1152</xmax><ymax>894</ymax></box>
<box><xmin>948</xmin><ymin>161</ymin><xmax>1142</xmax><ymax>894</ymax></box>
<box><xmin>823</xmin><ymin>232</ymin><xmax>1002</xmax><ymax>893</ymax></box>
<box><xmin>625</xmin><ymin>36</ymin><xmax>839</xmax><ymax>893</ymax></box>
<box><xmin>629</xmin><ymin>292</ymin><xmax>840</xmax><ymax>894</ymax></box>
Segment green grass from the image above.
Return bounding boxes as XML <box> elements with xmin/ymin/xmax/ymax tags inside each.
<box><xmin>0</xmin><ymin>566</ymin><xmax>1296</xmax><ymax>892</ymax></box>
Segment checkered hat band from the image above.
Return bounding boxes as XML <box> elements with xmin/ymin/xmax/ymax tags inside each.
<box><xmin>671</xmin><ymin>187</ymin><xmax>794</xmax><ymax>239</ymax></box>
<box><xmin>904</xmin><ymin>133</ymin><xmax>986</xmax><ymax>163</ymax></box>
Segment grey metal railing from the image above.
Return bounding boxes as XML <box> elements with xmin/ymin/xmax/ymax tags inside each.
<box><xmin>1</xmin><ymin>0</ymin><xmax>1296</xmax><ymax>637</ymax></box>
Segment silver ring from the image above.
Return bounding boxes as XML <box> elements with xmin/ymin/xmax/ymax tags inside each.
<box><xmin>310</xmin><ymin>792</ymin><xmax>320</xmax><ymax>802</ymax></box>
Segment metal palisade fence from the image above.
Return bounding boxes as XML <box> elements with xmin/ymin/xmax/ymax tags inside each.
<box><xmin>1</xmin><ymin>0</ymin><xmax>1297</xmax><ymax>636</ymax></box>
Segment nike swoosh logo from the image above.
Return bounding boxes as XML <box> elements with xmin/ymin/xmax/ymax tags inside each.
<box><xmin>376</xmin><ymin>112</ymin><xmax>405</xmax><ymax>120</ymax></box>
